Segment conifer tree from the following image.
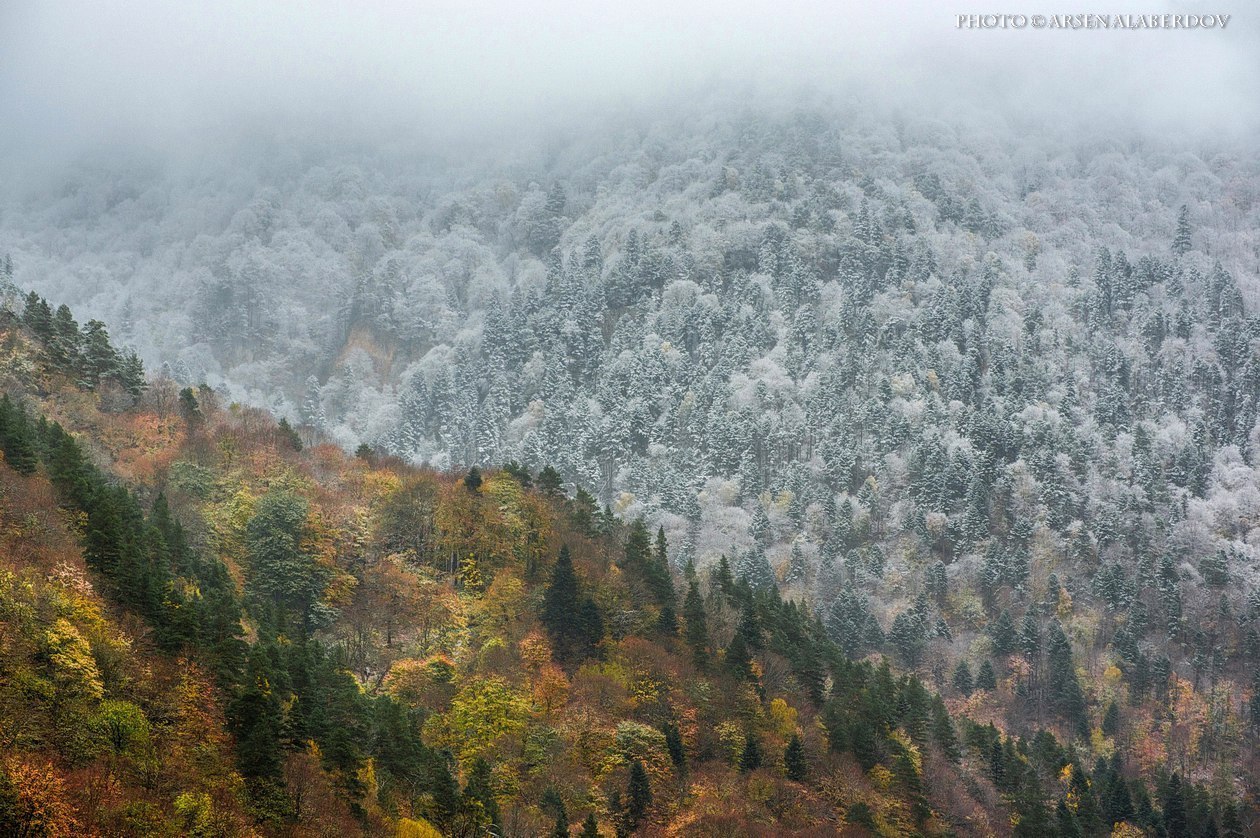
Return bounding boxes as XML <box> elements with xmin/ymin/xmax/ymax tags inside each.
<box><xmin>0</xmin><ymin>395</ymin><xmax>38</xmax><ymax>475</ymax></box>
<box><xmin>1046</xmin><ymin>621</ymin><xmax>1088</xmax><ymax>736</ymax></box>
<box><xmin>663</xmin><ymin>721</ymin><xmax>685</xmax><ymax>770</ymax></box>
<box><xmin>626</xmin><ymin>760</ymin><xmax>651</xmax><ymax>832</ymax></box>
<box><xmin>1172</xmin><ymin>204</ymin><xmax>1192</xmax><ymax>256</ymax></box>
<box><xmin>648</xmin><ymin>526</ymin><xmax>676</xmax><ymax>610</ymax></box>
<box><xmin>952</xmin><ymin>660</ymin><xmax>973</xmax><ymax>696</ymax></box>
<box><xmin>976</xmin><ymin>659</ymin><xmax>997</xmax><ymax>691</ymax></box>
<box><xmin>543</xmin><ymin>546</ymin><xmax>602</xmax><ymax>661</ymax></box>
<box><xmin>1162</xmin><ymin>773</ymin><xmax>1187</xmax><ymax>836</ymax></box>
<box><xmin>276</xmin><ymin>417</ymin><xmax>303</xmax><ymax>452</ymax></box>
<box><xmin>538</xmin><ymin>465</ymin><xmax>564</xmax><ymax>496</ymax></box>
<box><xmin>930</xmin><ymin>696</ymin><xmax>961</xmax><ymax>762</ymax></box>
<box><xmin>683</xmin><ymin>577</ymin><xmax>709</xmax><ymax>669</ymax></box>
<box><xmin>739</xmin><ymin>732</ymin><xmax>762</xmax><ymax>773</ymax></box>
<box><xmin>784</xmin><ymin>732</ymin><xmax>807</xmax><ymax>780</ymax></box>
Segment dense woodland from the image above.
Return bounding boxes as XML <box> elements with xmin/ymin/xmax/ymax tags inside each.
<box><xmin>2</xmin><ymin>96</ymin><xmax>1260</xmax><ymax>835</ymax></box>
<box><xmin>0</xmin><ymin>274</ymin><xmax>1257</xmax><ymax>835</ymax></box>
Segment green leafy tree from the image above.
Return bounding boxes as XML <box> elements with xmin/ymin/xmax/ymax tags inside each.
<box><xmin>245</xmin><ymin>489</ymin><xmax>328</xmax><ymax>632</ymax></box>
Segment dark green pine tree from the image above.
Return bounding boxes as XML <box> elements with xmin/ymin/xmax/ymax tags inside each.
<box><xmin>178</xmin><ymin>387</ymin><xmax>202</xmax><ymax>424</ymax></box>
<box><xmin>79</xmin><ymin>319</ymin><xmax>120</xmax><ymax>389</ymax></box>
<box><xmin>117</xmin><ymin>350</ymin><xmax>146</xmax><ymax>400</ymax></box>
<box><xmin>542</xmin><ymin>787</ymin><xmax>569</xmax><ymax>837</ymax></box>
<box><xmin>889</xmin><ymin>610</ymin><xmax>925</xmax><ymax>668</ymax></box>
<box><xmin>725</xmin><ymin>628</ymin><xmax>753</xmax><ymax>682</ymax></box>
<box><xmin>1221</xmin><ymin>802</ymin><xmax>1245</xmax><ymax>838</ymax></box>
<box><xmin>543</xmin><ymin>546</ymin><xmax>582</xmax><ymax>660</ymax></box>
<box><xmin>626</xmin><ymin>760</ymin><xmax>652</xmax><ymax>832</ymax></box>
<box><xmin>930</xmin><ymin>696</ymin><xmax>961</xmax><ymax>763</ymax></box>
<box><xmin>662</xmin><ymin>721</ymin><xmax>685</xmax><ymax>771</ymax></box>
<box><xmin>989</xmin><ymin>609</ymin><xmax>1017</xmax><ymax>655</ymax></box>
<box><xmin>22</xmin><ymin>292</ymin><xmax>52</xmax><ymax>339</ymax></box>
<box><xmin>463</xmin><ymin>757</ymin><xmax>501</xmax><ymax>834</ymax></box>
<box><xmin>1162</xmin><ymin>773</ymin><xmax>1187</xmax><ymax>837</ymax></box>
<box><xmin>712</xmin><ymin>553</ymin><xmax>735</xmax><ymax>600</ymax></box>
<box><xmin>49</xmin><ymin>304</ymin><xmax>82</xmax><ymax>371</ymax></box>
<box><xmin>463</xmin><ymin>465</ymin><xmax>482</xmax><ymax>491</ymax></box>
<box><xmin>725</xmin><ymin>600</ymin><xmax>761</xmax><ymax>681</ymax></box>
<box><xmin>1046</xmin><ymin>621</ymin><xmax>1088</xmax><ymax>737</ymax></box>
<box><xmin>784</xmin><ymin>732</ymin><xmax>807</xmax><ymax>780</ymax></box>
<box><xmin>739</xmin><ymin>732</ymin><xmax>762</xmax><ymax>773</ymax></box>
<box><xmin>682</xmin><ymin>577</ymin><xmax>709</xmax><ymax>669</ymax></box>
<box><xmin>1102</xmin><ymin>700</ymin><xmax>1120</xmax><ymax>737</ymax></box>
<box><xmin>543</xmin><ymin>547</ymin><xmax>603</xmax><ymax>662</ymax></box>
<box><xmin>1055</xmin><ymin>798</ymin><xmax>1083</xmax><ymax>838</ymax></box>
<box><xmin>579</xmin><ymin>813</ymin><xmax>600</xmax><ymax>838</ymax></box>
<box><xmin>649</xmin><ymin>526</ymin><xmax>677</xmax><ymax>631</ymax></box>
<box><xmin>537</xmin><ymin>464</ymin><xmax>564</xmax><ymax>496</ymax></box>
<box><xmin>656</xmin><ymin>599</ymin><xmax>678</xmax><ymax>636</ymax></box>
<box><xmin>0</xmin><ymin>395</ymin><xmax>39</xmax><ymax>475</ymax></box>
<box><xmin>229</xmin><ymin>647</ymin><xmax>284</xmax><ymax>783</ymax></box>
<box><xmin>621</xmin><ymin>518</ymin><xmax>652</xmax><ymax>576</ymax></box>
<box><xmin>952</xmin><ymin>659</ymin><xmax>974</xmax><ymax>696</ymax></box>
<box><xmin>976</xmin><ymin>659</ymin><xmax>997</xmax><ymax>691</ymax></box>
<box><xmin>1068</xmin><ymin>763</ymin><xmax>1103</xmax><ymax>833</ymax></box>
<box><xmin>276</xmin><ymin>417</ymin><xmax>303</xmax><ymax>452</ymax></box>
<box><xmin>577</xmin><ymin>595</ymin><xmax>605</xmax><ymax>658</ymax></box>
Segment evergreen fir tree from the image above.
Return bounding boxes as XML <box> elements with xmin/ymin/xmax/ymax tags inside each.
<box><xmin>976</xmin><ymin>659</ymin><xmax>997</xmax><ymax>691</ymax></box>
<box><xmin>1162</xmin><ymin>773</ymin><xmax>1187</xmax><ymax>837</ymax></box>
<box><xmin>626</xmin><ymin>760</ymin><xmax>651</xmax><ymax>832</ymax></box>
<box><xmin>1172</xmin><ymin>205</ymin><xmax>1192</xmax><ymax>256</ymax></box>
<box><xmin>276</xmin><ymin>417</ymin><xmax>303</xmax><ymax>452</ymax></box>
<box><xmin>952</xmin><ymin>660</ymin><xmax>974</xmax><ymax>696</ymax></box>
<box><xmin>663</xmin><ymin>721</ymin><xmax>685</xmax><ymax>770</ymax></box>
<box><xmin>1047</xmin><ymin>621</ymin><xmax>1088</xmax><ymax>736</ymax></box>
<box><xmin>784</xmin><ymin>732</ymin><xmax>807</xmax><ymax>780</ymax></box>
<box><xmin>543</xmin><ymin>546</ymin><xmax>599</xmax><ymax>662</ymax></box>
<box><xmin>683</xmin><ymin>577</ymin><xmax>709</xmax><ymax>669</ymax></box>
<box><xmin>739</xmin><ymin>732</ymin><xmax>762</xmax><ymax>773</ymax></box>
<box><xmin>0</xmin><ymin>395</ymin><xmax>38</xmax><ymax>475</ymax></box>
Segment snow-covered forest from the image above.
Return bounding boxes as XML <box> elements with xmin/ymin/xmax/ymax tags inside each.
<box><xmin>5</xmin><ymin>95</ymin><xmax>1260</xmax><ymax>628</ymax></box>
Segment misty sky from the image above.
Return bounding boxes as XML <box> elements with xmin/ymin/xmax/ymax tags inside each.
<box><xmin>1</xmin><ymin>0</ymin><xmax>1257</xmax><ymax>158</ymax></box>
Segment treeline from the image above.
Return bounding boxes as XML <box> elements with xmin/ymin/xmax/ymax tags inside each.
<box><xmin>11</xmin><ymin>290</ymin><xmax>145</xmax><ymax>397</ymax></box>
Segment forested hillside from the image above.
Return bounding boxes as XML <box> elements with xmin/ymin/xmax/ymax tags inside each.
<box><xmin>4</xmin><ymin>94</ymin><xmax>1260</xmax><ymax>835</ymax></box>
<box><xmin>3</xmin><ymin>288</ymin><xmax>1256</xmax><ymax>835</ymax></box>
